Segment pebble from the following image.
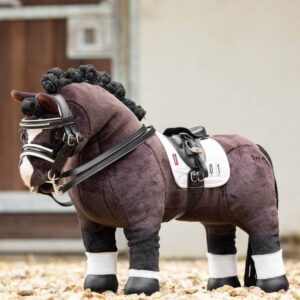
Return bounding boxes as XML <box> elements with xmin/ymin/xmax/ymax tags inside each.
<box><xmin>279</xmin><ymin>295</ymin><xmax>297</xmax><ymax>300</ymax></box>
<box><xmin>17</xmin><ymin>285</ymin><xmax>34</xmax><ymax>296</ymax></box>
<box><xmin>215</xmin><ymin>285</ymin><xmax>234</xmax><ymax>292</ymax></box>
<box><xmin>229</xmin><ymin>287</ymin><xmax>249</xmax><ymax>297</ymax></box>
<box><xmin>292</xmin><ymin>289</ymin><xmax>300</xmax><ymax>300</ymax></box>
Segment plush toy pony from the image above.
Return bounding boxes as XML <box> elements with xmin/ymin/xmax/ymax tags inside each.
<box><xmin>11</xmin><ymin>65</ymin><xmax>289</xmax><ymax>295</ymax></box>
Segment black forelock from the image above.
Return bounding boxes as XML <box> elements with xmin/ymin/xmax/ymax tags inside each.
<box><xmin>21</xmin><ymin>97</ymin><xmax>45</xmax><ymax>118</ymax></box>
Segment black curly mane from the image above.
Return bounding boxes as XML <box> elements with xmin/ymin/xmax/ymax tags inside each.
<box><xmin>21</xmin><ymin>65</ymin><xmax>146</xmax><ymax>121</ymax></box>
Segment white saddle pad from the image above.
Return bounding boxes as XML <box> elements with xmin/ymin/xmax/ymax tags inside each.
<box><xmin>156</xmin><ymin>132</ymin><xmax>230</xmax><ymax>188</ymax></box>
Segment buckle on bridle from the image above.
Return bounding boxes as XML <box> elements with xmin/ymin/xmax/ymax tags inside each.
<box><xmin>63</xmin><ymin>133</ymin><xmax>75</xmax><ymax>146</ymax></box>
<box><xmin>46</xmin><ymin>170</ymin><xmax>61</xmax><ymax>194</ymax></box>
<box><xmin>63</xmin><ymin>132</ymin><xmax>82</xmax><ymax>146</ymax></box>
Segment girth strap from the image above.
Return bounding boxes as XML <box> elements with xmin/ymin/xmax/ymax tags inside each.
<box><xmin>45</xmin><ymin>125</ymin><xmax>156</xmax><ymax>206</ymax></box>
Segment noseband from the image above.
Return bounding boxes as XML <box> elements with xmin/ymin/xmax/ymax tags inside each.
<box><xmin>20</xmin><ymin>95</ymin><xmax>155</xmax><ymax>207</ymax></box>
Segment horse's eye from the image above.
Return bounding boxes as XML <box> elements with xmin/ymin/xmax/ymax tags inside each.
<box><xmin>52</xmin><ymin>130</ymin><xmax>63</xmax><ymax>140</ymax></box>
<box><xmin>20</xmin><ymin>130</ymin><xmax>27</xmax><ymax>143</ymax></box>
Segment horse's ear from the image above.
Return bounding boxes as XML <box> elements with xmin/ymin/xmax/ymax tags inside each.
<box><xmin>10</xmin><ymin>90</ymin><xmax>36</xmax><ymax>102</ymax></box>
<box><xmin>36</xmin><ymin>93</ymin><xmax>59</xmax><ymax>113</ymax></box>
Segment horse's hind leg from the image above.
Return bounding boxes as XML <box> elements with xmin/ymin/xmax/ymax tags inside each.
<box><xmin>80</xmin><ymin>219</ymin><xmax>118</xmax><ymax>293</ymax></box>
<box><xmin>249</xmin><ymin>232</ymin><xmax>289</xmax><ymax>292</ymax></box>
<box><xmin>123</xmin><ymin>228</ymin><xmax>160</xmax><ymax>295</ymax></box>
<box><xmin>205</xmin><ymin>224</ymin><xmax>241</xmax><ymax>290</ymax></box>
<box><xmin>241</xmin><ymin>197</ymin><xmax>288</xmax><ymax>291</ymax></box>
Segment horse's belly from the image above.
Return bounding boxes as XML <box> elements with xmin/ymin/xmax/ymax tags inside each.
<box><xmin>171</xmin><ymin>186</ymin><xmax>229</xmax><ymax>223</ymax></box>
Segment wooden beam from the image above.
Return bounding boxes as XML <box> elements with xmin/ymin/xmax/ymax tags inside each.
<box><xmin>0</xmin><ymin>3</ymin><xmax>112</xmax><ymax>20</ymax></box>
<box><xmin>0</xmin><ymin>213</ymin><xmax>81</xmax><ymax>239</ymax></box>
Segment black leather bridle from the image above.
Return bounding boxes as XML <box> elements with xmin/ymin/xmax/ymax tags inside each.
<box><xmin>20</xmin><ymin>95</ymin><xmax>155</xmax><ymax>207</ymax></box>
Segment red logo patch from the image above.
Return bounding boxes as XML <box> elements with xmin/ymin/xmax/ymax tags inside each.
<box><xmin>172</xmin><ymin>153</ymin><xmax>178</xmax><ymax>165</ymax></box>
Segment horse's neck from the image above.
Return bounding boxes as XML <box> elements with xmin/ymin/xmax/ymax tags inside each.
<box><xmin>85</xmin><ymin>96</ymin><xmax>142</xmax><ymax>154</ymax></box>
<box><xmin>94</xmin><ymin>112</ymin><xmax>140</xmax><ymax>152</ymax></box>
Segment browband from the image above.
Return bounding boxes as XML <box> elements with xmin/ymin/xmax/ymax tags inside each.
<box><xmin>20</xmin><ymin>94</ymin><xmax>75</xmax><ymax>129</ymax></box>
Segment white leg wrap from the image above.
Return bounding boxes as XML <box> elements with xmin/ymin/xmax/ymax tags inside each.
<box><xmin>129</xmin><ymin>269</ymin><xmax>160</xmax><ymax>280</ymax></box>
<box><xmin>86</xmin><ymin>252</ymin><xmax>117</xmax><ymax>275</ymax></box>
<box><xmin>252</xmin><ymin>249</ymin><xmax>286</xmax><ymax>279</ymax></box>
<box><xmin>207</xmin><ymin>253</ymin><xmax>238</xmax><ymax>278</ymax></box>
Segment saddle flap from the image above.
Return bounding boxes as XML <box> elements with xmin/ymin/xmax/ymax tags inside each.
<box><xmin>167</xmin><ymin>135</ymin><xmax>206</xmax><ymax>170</ymax></box>
<box><xmin>163</xmin><ymin>126</ymin><xmax>208</xmax><ymax>172</ymax></box>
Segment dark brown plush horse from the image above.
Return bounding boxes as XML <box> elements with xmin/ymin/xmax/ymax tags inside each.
<box><xmin>11</xmin><ymin>65</ymin><xmax>289</xmax><ymax>295</ymax></box>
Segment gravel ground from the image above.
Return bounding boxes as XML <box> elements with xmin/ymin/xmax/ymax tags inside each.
<box><xmin>0</xmin><ymin>255</ymin><xmax>299</xmax><ymax>300</ymax></box>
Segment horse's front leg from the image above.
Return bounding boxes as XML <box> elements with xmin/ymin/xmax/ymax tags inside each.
<box><xmin>123</xmin><ymin>228</ymin><xmax>160</xmax><ymax>295</ymax></box>
<box><xmin>80</xmin><ymin>219</ymin><xmax>118</xmax><ymax>293</ymax></box>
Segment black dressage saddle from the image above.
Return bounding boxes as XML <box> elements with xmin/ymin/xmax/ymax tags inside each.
<box><xmin>163</xmin><ymin>126</ymin><xmax>209</xmax><ymax>217</ymax></box>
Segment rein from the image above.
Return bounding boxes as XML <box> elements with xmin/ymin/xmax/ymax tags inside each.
<box><xmin>59</xmin><ymin>125</ymin><xmax>155</xmax><ymax>194</ymax></box>
<box><xmin>45</xmin><ymin>125</ymin><xmax>155</xmax><ymax>207</ymax></box>
<box><xmin>20</xmin><ymin>95</ymin><xmax>155</xmax><ymax>207</ymax></box>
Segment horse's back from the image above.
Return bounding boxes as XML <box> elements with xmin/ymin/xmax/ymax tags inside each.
<box><xmin>212</xmin><ymin>134</ymin><xmax>256</xmax><ymax>153</ymax></box>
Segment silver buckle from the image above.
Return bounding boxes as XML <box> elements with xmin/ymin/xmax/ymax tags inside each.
<box><xmin>190</xmin><ymin>171</ymin><xmax>204</xmax><ymax>183</ymax></box>
<box><xmin>63</xmin><ymin>133</ymin><xmax>76</xmax><ymax>146</ymax></box>
<box><xmin>185</xmin><ymin>141</ymin><xmax>203</xmax><ymax>154</ymax></box>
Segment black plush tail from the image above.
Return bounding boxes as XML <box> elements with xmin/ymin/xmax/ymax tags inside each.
<box><xmin>244</xmin><ymin>144</ymin><xmax>279</xmax><ymax>287</ymax></box>
<box><xmin>257</xmin><ymin>144</ymin><xmax>279</xmax><ymax>208</ymax></box>
<box><xmin>244</xmin><ymin>241</ymin><xmax>257</xmax><ymax>287</ymax></box>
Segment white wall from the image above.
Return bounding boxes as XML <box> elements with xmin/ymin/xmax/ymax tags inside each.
<box><xmin>138</xmin><ymin>0</ymin><xmax>300</xmax><ymax>256</ymax></box>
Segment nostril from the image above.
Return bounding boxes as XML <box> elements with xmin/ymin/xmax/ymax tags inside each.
<box><xmin>30</xmin><ymin>169</ymin><xmax>47</xmax><ymax>187</ymax></box>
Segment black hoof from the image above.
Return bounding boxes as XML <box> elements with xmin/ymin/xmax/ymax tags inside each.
<box><xmin>256</xmin><ymin>275</ymin><xmax>289</xmax><ymax>292</ymax></box>
<box><xmin>84</xmin><ymin>274</ymin><xmax>118</xmax><ymax>293</ymax></box>
<box><xmin>207</xmin><ymin>276</ymin><xmax>241</xmax><ymax>290</ymax></box>
<box><xmin>124</xmin><ymin>277</ymin><xmax>159</xmax><ymax>295</ymax></box>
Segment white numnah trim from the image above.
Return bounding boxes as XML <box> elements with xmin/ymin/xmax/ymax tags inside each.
<box><xmin>252</xmin><ymin>249</ymin><xmax>286</xmax><ymax>279</ymax></box>
<box><xmin>129</xmin><ymin>269</ymin><xmax>160</xmax><ymax>280</ymax></box>
<box><xmin>86</xmin><ymin>252</ymin><xmax>118</xmax><ymax>275</ymax></box>
<box><xmin>20</xmin><ymin>152</ymin><xmax>54</xmax><ymax>163</ymax></box>
<box><xmin>207</xmin><ymin>253</ymin><xmax>238</xmax><ymax>278</ymax></box>
<box><xmin>156</xmin><ymin>132</ymin><xmax>230</xmax><ymax>188</ymax></box>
